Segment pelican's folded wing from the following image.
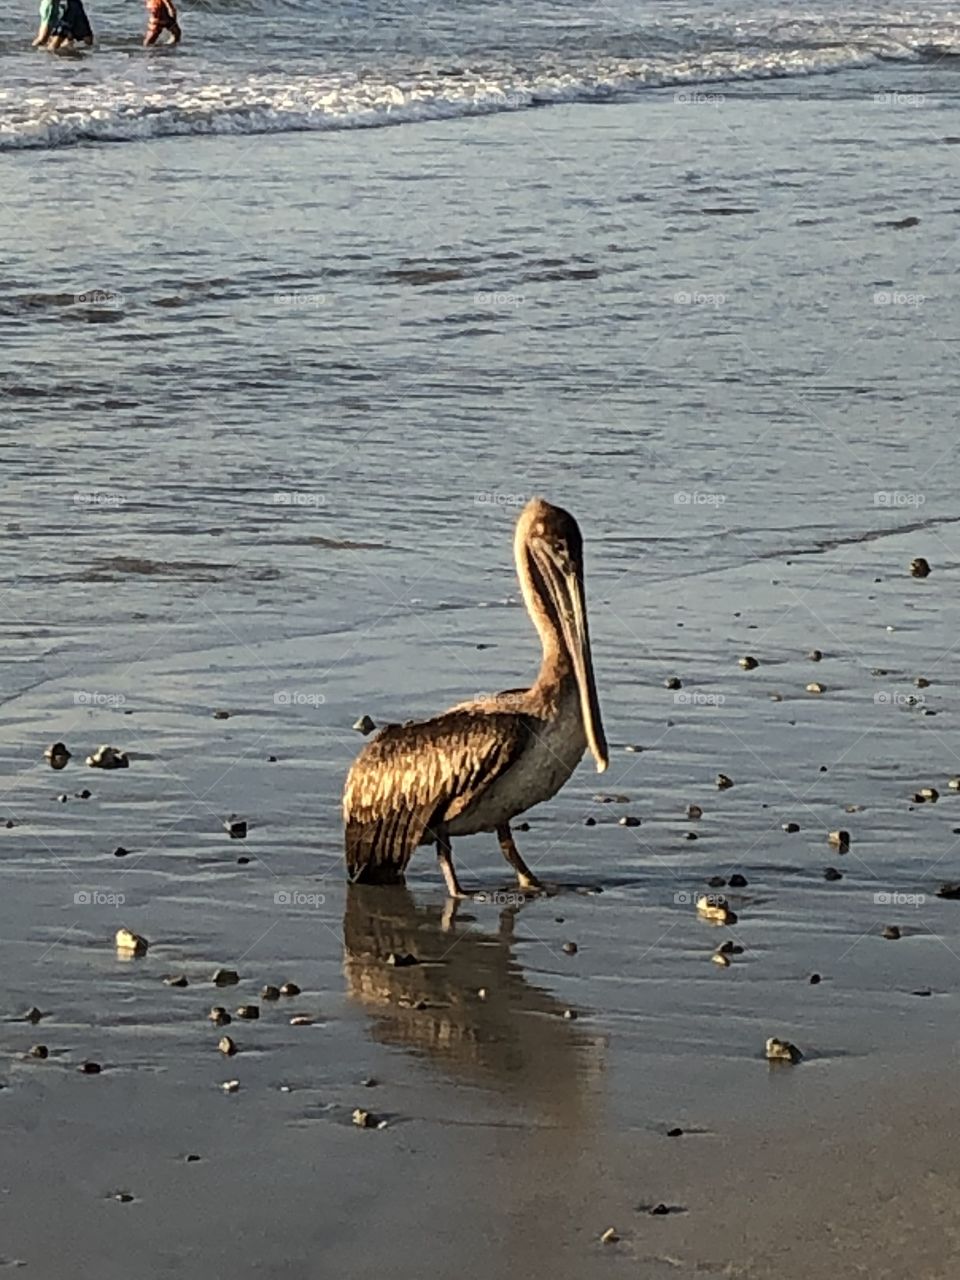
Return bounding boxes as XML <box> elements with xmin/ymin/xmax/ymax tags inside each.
<box><xmin>343</xmin><ymin>710</ymin><xmax>531</xmax><ymax>882</ymax></box>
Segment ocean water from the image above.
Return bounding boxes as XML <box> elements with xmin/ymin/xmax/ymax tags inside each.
<box><xmin>3</xmin><ymin>5</ymin><xmax>960</xmax><ymax>1275</ymax></box>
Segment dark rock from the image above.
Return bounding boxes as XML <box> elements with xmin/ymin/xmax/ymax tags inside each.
<box><xmin>224</xmin><ymin>817</ymin><xmax>247</xmax><ymax>839</ymax></box>
<box><xmin>562</xmin><ymin>941</ymin><xmax>578</xmax><ymax>956</ymax></box>
<box><xmin>664</xmin><ymin>677</ymin><xmax>682</xmax><ymax>690</ymax></box>
<box><xmin>79</xmin><ymin>1061</ymin><xmax>102</xmax><ymax>1074</ymax></box>
<box><xmin>728</xmin><ymin>873</ymin><xmax>748</xmax><ymax>888</ymax></box>
<box><xmin>234</xmin><ymin>1005</ymin><xmax>259</xmax><ymax>1020</ymax></box>
<box><xmin>212</xmin><ymin>969</ymin><xmax>239</xmax><ymax>987</ymax></box>
<box><xmin>739</xmin><ymin>656</ymin><xmax>759</xmax><ymax>670</ymax></box>
<box><xmin>261</xmin><ymin>985</ymin><xmax>281</xmax><ymax>1000</ymax></box>
<box><xmin>28</xmin><ymin>1045</ymin><xmax>48</xmax><ymax>1059</ymax></box>
<box><xmin>910</xmin><ymin>557</ymin><xmax>931</xmax><ymax>578</ymax></box>
<box><xmin>619</xmin><ymin>815</ymin><xmax>641</xmax><ymax>827</ymax></box>
<box><xmin>824</xmin><ymin>867</ymin><xmax>843</xmax><ymax>881</ymax></box>
<box><xmin>687</xmin><ymin>804</ymin><xmax>703</xmax><ymax>820</ymax></box>
<box><xmin>707</xmin><ymin>875</ymin><xmax>726</xmax><ymax>888</ymax></box>
<box><xmin>936</xmin><ymin>883</ymin><xmax>960</xmax><ymax>900</ymax></box>
<box><xmin>667</xmin><ymin>1127</ymin><xmax>683</xmax><ymax>1138</ymax></box>
<box><xmin>716</xmin><ymin>774</ymin><xmax>733</xmax><ymax>790</ymax></box>
<box><xmin>782</xmin><ymin>822</ymin><xmax>800</xmax><ymax>833</ymax></box>
<box><xmin>386</xmin><ymin>952</ymin><xmax>418</xmax><ymax>967</ymax></box>
<box><xmin>882</xmin><ymin>925</ymin><xmax>902</xmax><ymax>940</ymax></box>
<box><xmin>113</xmin><ymin>846</ymin><xmax>128</xmax><ymax>858</ymax></box>
<box><xmin>164</xmin><ymin>975</ymin><xmax>188</xmax><ymax>988</ymax></box>
<box><xmin>44</xmin><ymin>742</ymin><xmax>72</xmax><ymax>770</ymax></box>
<box><xmin>279</xmin><ymin>982</ymin><xmax>301</xmax><ymax>997</ymax></box>
<box><xmin>809</xmin><ymin>973</ymin><xmax>822</xmax><ymax>985</ymax></box>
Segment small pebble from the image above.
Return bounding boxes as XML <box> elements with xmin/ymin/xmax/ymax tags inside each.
<box><xmin>782</xmin><ymin>822</ymin><xmax>800</xmax><ymax>833</ymax></box>
<box><xmin>516</xmin><ymin>821</ymin><xmax>530</xmax><ymax>832</ymax></box>
<box><xmin>76</xmin><ymin>789</ymin><xmax>91</xmax><ymax>799</ymax></box>
<box><xmin>163</xmin><ymin>975</ymin><xmax>188</xmax><ymax>988</ymax></box>
<box><xmin>667</xmin><ymin>1127</ymin><xmax>684</xmax><ymax>1138</ymax></box>
<box><xmin>765</xmin><ymin>1037</ymin><xmax>802</xmax><ymax>1064</ymax></box>
<box><xmin>86</xmin><ymin>744</ymin><xmax>129</xmax><ymax>770</ymax></box>
<box><xmin>224</xmin><ymin>816</ymin><xmax>247</xmax><ymax>839</ymax></box>
<box><xmin>600</xmin><ymin>1228</ymin><xmax>619</xmax><ymax>1245</ymax></box>
<box><xmin>664</xmin><ymin>676</ymin><xmax>682</xmax><ymax>690</ymax></box>
<box><xmin>687</xmin><ymin>804</ymin><xmax>703</xmax><ymax>820</ymax></box>
<box><xmin>208</xmin><ymin>1007</ymin><xmax>231</xmax><ymax>1026</ymax></box>
<box><xmin>218</xmin><ymin>1036</ymin><xmax>237</xmax><ymax>1056</ymax></box>
<box><xmin>619</xmin><ymin>815</ymin><xmax>641</xmax><ymax>827</ymax></box>
<box><xmin>28</xmin><ymin>1044</ymin><xmax>48</xmax><ymax>1059</ymax></box>
<box><xmin>185</xmin><ymin>1154</ymin><xmax>201</xmax><ymax>1163</ymax></box>
<box><xmin>882</xmin><ymin>925</ymin><xmax>902</xmax><ymax>940</ymax></box>
<box><xmin>44</xmin><ymin>742</ymin><xmax>71</xmax><ymax>770</ymax></box>
<box><xmin>279</xmin><ymin>982</ymin><xmax>301</xmax><ymax>997</ymax></box>
<box><xmin>115</xmin><ymin>927</ymin><xmax>148</xmax><ymax>956</ymax></box>
<box><xmin>236</xmin><ymin>856</ymin><xmax>251</xmax><ymax>865</ymax></box>
<box><xmin>80</xmin><ymin>1061</ymin><xmax>102</xmax><ymax>1075</ymax></box>
<box><xmin>114</xmin><ymin>1193</ymin><xmax>134</xmax><ymax>1203</ymax></box>
<box><xmin>915</xmin><ymin>677</ymin><xmax>930</xmax><ymax>688</ymax></box>
<box><xmin>562</xmin><ymin>941</ymin><xmax>578</xmax><ymax>956</ymax></box>
<box><xmin>23</xmin><ymin>1007</ymin><xmax>44</xmax><ymax>1024</ymax></box>
<box><xmin>235</xmin><ymin>1005</ymin><xmax>259</xmax><ymax>1020</ymax></box>
<box><xmin>221</xmin><ymin>1080</ymin><xmax>240</xmax><ymax>1093</ymax></box>
<box><xmin>716</xmin><ymin>774</ymin><xmax>733</xmax><ymax>790</ymax></box>
<box><xmin>684</xmin><ymin>831</ymin><xmax>698</xmax><ymax>841</ymax></box>
<box><xmin>650</xmin><ymin>1204</ymin><xmax>669</xmax><ymax>1216</ymax></box>
<box><xmin>477</xmin><ymin>988</ymin><xmax>488</xmax><ymax>1000</ymax></box>
<box><xmin>267</xmin><ymin>755</ymin><xmax>278</xmax><ymax>763</ymax></box>
<box><xmin>352</xmin><ymin>1108</ymin><xmax>384</xmax><ymax>1129</ymax></box>
<box><xmin>584</xmin><ymin>816</ymin><xmax>596</xmax><ymax>826</ymax></box>
<box><xmin>353</xmin><ymin>715</ymin><xmax>376</xmax><ymax>735</ymax></box>
<box><xmin>261</xmin><ymin>985</ymin><xmax>281</xmax><ymax>1000</ymax></box>
<box><xmin>716</xmin><ymin>941</ymin><xmax>744</xmax><ymax>955</ymax></box>
<box><xmin>712</xmin><ymin>952</ymin><xmax>730</xmax><ymax>968</ymax></box>
<box><xmin>824</xmin><ymin>867</ymin><xmax>843</xmax><ymax>881</ymax></box>
<box><xmin>936</xmin><ymin>883</ymin><xmax>960</xmax><ymax>900</ymax></box>
<box><xmin>706</xmin><ymin>875</ymin><xmax>726</xmax><ymax>888</ymax></box>
<box><xmin>113</xmin><ymin>846</ymin><xmax>128</xmax><ymax>858</ymax></box>
<box><xmin>807</xmin><ymin>649</ymin><xmax>822</xmax><ymax>662</ymax></box>
<box><xmin>212</xmin><ymin>710</ymin><xmax>230</xmax><ymax>720</ymax></box>
<box><xmin>948</xmin><ymin>778</ymin><xmax>960</xmax><ymax>792</ymax></box>
<box><xmin>827</xmin><ymin>830</ymin><xmax>850</xmax><ymax>850</ymax></box>
<box><xmin>920</xmin><ymin>787</ymin><xmax>939</xmax><ymax>802</ymax></box>
<box><xmin>809</xmin><ymin>973</ymin><xmax>822</xmax><ymax>985</ymax></box>
<box><xmin>562</xmin><ymin>1008</ymin><xmax>577</xmax><ymax>1020</ymax></box>
<box><xmin>697</xmin><ymin>895</ymin><xmax>734</xmax><ymax>924</ymax></box>
<box><xmin>56</xmin><ymin>794</ymin><xmax>68</xmax><ymax>803</ymax></box>
<box><xmin>212</xmin><ymin>969</ymin><xmax>239</xmax><ymax>986</ymax></box>
<box><xmin>290</xmin><ymin>1015</ymin><xmax>313</xmax><ymax>1026</ymax></box>
<box><xmin>739</xmin><ymin>656</ymin><xmax>758</xmax><ymax>670</ymax></box>
<box><xmin>910</xmin><ymin>557</ymin><xmax>931</xmax><ymax>578</ymax></box>
<box><xmin>728</xmin><ymin>873</ymin><xmax>748</xmax><ymax>888</ymax></box>
<box><xmin>806</xmin><ymin>682</ymin><xmax>825</xmax><ymax>695</ymax></box>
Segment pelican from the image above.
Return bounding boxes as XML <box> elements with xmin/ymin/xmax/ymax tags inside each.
<box><xmin>342</xmin><ymin>497</ymin><xmax>608</xmax><ymax>896</ymax></box>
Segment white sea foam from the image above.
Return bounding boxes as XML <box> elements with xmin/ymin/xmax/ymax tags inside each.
<box><xmin>1</xmin><ymin>28</ymin><xmax>956</xmax><ymax>151</ymax></box>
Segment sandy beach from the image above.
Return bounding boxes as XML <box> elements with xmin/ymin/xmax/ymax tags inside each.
<box><xmin>5</xmin><ymin>29</ymin><xmax>960</xmax><ymax>1277</ymax></box>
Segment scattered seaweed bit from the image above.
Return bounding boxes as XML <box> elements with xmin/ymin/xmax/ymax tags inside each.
<box><xmin>86</xmin><ymin>745</ymin><xmax>129</xmax><ymax>770</ymax></box>
<box><xmin>765</xmin><ymin>1037</ymin><xmax>802</xmax><ymax>1064</ymax></box>
<box><xmin>44</xmin><ymin>742</ymin><xmax>71</xmax><ymax>770</ymax></box>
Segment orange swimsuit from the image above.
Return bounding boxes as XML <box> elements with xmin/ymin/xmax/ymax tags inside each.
<box><xmin>145</xmin><ymin>0</ymin><xmax>177</xmax><ymax>39</ymax></box>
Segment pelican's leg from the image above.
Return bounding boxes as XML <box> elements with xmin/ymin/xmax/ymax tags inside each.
<box><xmin>497</xmin><ymin>823</ymin><xmax>544</xmax><ymax>892</ymax></box>
<box><xmin>436</xmin><ymin>832</ymin><xmax>467</xmax><ymax>899</ymax></box>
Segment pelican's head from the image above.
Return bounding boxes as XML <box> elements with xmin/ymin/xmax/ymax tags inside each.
<box><xmin>515</xmin><ymin>498</ymin><xmax>609</xmax><ymax>773</ymax></box>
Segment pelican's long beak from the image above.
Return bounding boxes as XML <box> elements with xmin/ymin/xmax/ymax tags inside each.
<box><xmin>536</xmin><ymin>543</ymin><xmax>609</xmax><ymax>773</ymax></box>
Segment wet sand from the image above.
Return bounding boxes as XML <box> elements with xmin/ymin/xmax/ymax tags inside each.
<box><xmin>5</xmin><ymin>75</ymin><xmax>960</xmax><ymax>1277</ymax></box>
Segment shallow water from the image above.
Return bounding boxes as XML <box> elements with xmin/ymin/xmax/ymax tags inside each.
<box><xmin>3</xmin><ymin>30</ymin><xmax>960</xmax><ymax>1279</ymax></box>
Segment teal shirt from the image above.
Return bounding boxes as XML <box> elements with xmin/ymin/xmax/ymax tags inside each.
<box><xmin>39</xmin><ymin>0</ymin><xmax>60</xmax><ymax>26</ymax></box>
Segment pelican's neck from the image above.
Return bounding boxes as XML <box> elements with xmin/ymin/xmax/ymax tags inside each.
<box><xmin>515</xmin><ymin>537</ymin><xmax>570</xmax><ymax>692</ymax></box>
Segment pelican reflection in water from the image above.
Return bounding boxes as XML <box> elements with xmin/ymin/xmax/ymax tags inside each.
<box><xmin>343</xmin><ymin>883</ymin><xmax>604</xmax><ymax>1105</ymax></box>
<box><xmin>343</xmin><ymin>498</ymin><xmax>608</xmax><ymax>895</ymax></box>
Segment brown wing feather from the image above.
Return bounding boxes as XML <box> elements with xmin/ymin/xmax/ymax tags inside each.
<box><xmin>343</xmin><ymin>710</ymin><xmax>531</xmax><ymax>883</ymax></box>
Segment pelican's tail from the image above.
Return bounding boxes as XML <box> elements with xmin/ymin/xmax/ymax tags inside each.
<box><xmin>344</xmin><ymin>813</ymin><xmax>425</xmax><ymax>884</ymax></box>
